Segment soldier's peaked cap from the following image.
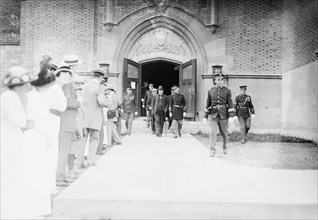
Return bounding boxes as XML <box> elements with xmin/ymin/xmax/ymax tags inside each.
<box><xmin>214</xmin><ymin>73</ymin><xmax>225</xmax><ymax>79</ymax></box>
<box><xmin>239</xmin><ymin>85</ymin><xmax>247</xmax><ymax>89</ymax></box>
<box><xmin>158</xmin><ymin>85</ymin><xmax>164</xmax><ymax>90</ymax></box>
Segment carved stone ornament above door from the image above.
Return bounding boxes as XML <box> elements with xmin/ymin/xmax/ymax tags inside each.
<box><xmin>128</xmin><ymin>27</ymin><xmax>191</xmax><ymax>63</ymax></box>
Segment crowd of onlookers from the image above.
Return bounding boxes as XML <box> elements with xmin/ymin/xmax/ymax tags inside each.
<box><xmin>0</xmin><ymin>55</ymin><xmax>139</xmax><ymax>219</ymax></box>
<box><xmin>0</xmin><ymin>54</ymin><xmax>188</xmax><ymax>219</ymax></box>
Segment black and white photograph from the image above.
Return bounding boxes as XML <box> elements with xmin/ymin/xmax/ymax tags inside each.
<box><xmin>0</xmin><ymin>0</ymin><xmax>317</xmax><ymax>219</ymax></box>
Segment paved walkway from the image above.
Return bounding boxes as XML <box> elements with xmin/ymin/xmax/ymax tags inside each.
<box><xmin>52</xmin><ymin>133</ymin><xmax>317</xmax><ymax>219</ymax></box>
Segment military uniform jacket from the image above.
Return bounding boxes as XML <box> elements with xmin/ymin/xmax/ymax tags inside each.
<box><xmin>205</xmin><ymin>86</ymin><xmax>234</xmax><ymax>120</ymax></box>
<box><xmin>170</xmin><ymin>93</ymin><xmax>186</xmax><ymax>120</ymax></box>
<box><xmin>234</xmin><ymin>94</ymin><xmax>255</xmax><ymax>119</ymax></box>
<box><xmin>122</xmin><ymin>93</ymin><xmax>137</xmax><ymax>113</ymax></box>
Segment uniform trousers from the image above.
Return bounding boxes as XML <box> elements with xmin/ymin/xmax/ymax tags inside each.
<box><xmin>208</xmin><ymin>114</ymin><xmax>228</xmax><ymax>152</ymax></box>
<box><xmin>238</xmin><ymin>116</ymin><xmax>251</xmax><ymax>140</ymax></box>
<box><xmin>56</xmin><ymin>131</ymin><xmax>73</xmax><ymax>181</ymax></box>
<box><xmin>146</xmin><ymin>109</ymin><xmax>151</xmax><ymax>128</ymax></box>
<box><xmin>124</xmin><ymin>112</ymin><xmax>134</xmax><ymax>135</ymax></box>
<box><xmin>79</xmin><ymin>128</ymin><xmax>99</xmax><ymax>164</ymax></box>
<box><xmin>155</xmin><ymin>110</ymin><xmax>165</xmax><ymax>136</ymax></box>
<box><xmin>171</xmin><ymin>119</ymin><xmax>183</xmax><ymax>137</ymax></box>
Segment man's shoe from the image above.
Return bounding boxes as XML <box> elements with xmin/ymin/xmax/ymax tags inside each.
<box><xmin>56</xmin><ymin>181</ymin><xmax>69</xmax><ymax>187</ymax></box>
<box><xmin>223</xmin><ymin>148</ymin><xmax>228</xmax><ymax>154</ymax></box>
<box><xmin>173</xmin><ymin>135</ymin><xmax>178</xmax><ymax>139</ymax></box>
<box><xmin>209</xmin><ymin>150</ymin><xmax>216</xmax><ymax>157</ymax></box>
<box><xmin>96</xmin><ymin>150</ymin><xmax>106</xmax><ymax>155</ymax></box>
<box><xmin>241</xmin><ymin>140</ymin><xmax>246</xmax><ymax>144</ymax></box>
<box><xmin>115</xmin><ymin>142</ymin><xmax>122</xmax><ymax>145</ymax></box>
<box><xmin>88</xmin><ymin>161</ymin><xmax>97</xmax><ymax>166</ymax></box>
<box><xmin>178</xmin><ymin>132</ymin><xmax>182</xmax><ymax>137</ymax></box>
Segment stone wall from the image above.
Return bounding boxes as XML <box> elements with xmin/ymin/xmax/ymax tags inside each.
<box><xmin>281</xmin><ymin>0</ymin><xmax>318</xmax><ymax>142</ymax></box>
<box><xmin>281</xmin><ymin>61</ymin><xmax>318</xmax><ymax>142</ymax></box>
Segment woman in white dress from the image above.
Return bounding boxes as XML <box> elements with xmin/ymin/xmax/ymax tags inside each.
<box><xmin>31</xmin><ymin>57</ymin><xmax>67</xmax><ymax>193</ymax></box>
<box><xmin>0</xmin><ymin>66</ymin><xmax>34</xmax><ymax>219</ymax></box>
<box><xmin>23</xmin><ymin>86</ymin><xmax>52</xmax><ymax>217</ymax></box>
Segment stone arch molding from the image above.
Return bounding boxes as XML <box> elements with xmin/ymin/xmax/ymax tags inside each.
<box><xmin>128</xmin><ymin>27</ymin><xmax>191</xmax><ymax>63</ymax></box>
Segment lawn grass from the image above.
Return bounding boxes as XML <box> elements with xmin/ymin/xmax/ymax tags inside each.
<box><xmin>195</xmin><ymin>131</ymin><xmax>316</xmax><ymax>144</ymax></box>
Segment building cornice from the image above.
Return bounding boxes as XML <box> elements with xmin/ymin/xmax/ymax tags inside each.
<box><xmin>201</xmin><ymin>74</ymin><xmax>282</xmax><ymax>79</ymax></box>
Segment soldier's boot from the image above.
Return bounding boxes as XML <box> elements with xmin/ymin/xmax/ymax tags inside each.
<box><xmin>178</xmin><ymin>129</ymin><xmax>182</xmax><ymax>137</ymax></box>
<box><xmin>223</xmin><ymin>143</ymin><xmax>228</xmax><ymax>154</ymax></box>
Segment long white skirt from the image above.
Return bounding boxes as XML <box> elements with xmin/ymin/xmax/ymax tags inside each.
<box><xmin>23</xmin><ymin>129</ymin><xmax>52</xmax><ymax>216</ymax></box>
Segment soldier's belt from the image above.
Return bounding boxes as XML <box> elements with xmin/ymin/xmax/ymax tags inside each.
<box><xmin>173</xmin><ymin>105</ymin><xmax>183</xmax><ymax>108</ymax></box>
<box><xmin>238</xmin><ymin>106</ymin><xmax>248</xmax><ymax>108</ymax></box>
<box><xmin>212</xmin><ymin>105</ymin><xmax>226</xmax><ymax>108</ymax></box>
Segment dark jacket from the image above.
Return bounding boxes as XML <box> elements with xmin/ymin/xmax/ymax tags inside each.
<box><xmin>234</xmin><ymin>94</ymin><xmax>255</xmax><ymax>119</ymax></box>
<box><xmin>152</xmin><ymin>94</ymin><xmax>169</xmax><ymax>116</ymax></box>
<box><xmin>170</xmin><ymin>93</ymin><xmax>186</xmax><ymax>120</ymax></box>
<box><xmin>144</xmin><ymin>90</ymin><xmax>153</xmax><ymax>110</ymax></box>
<box><xmin>205</xmin><ymin>86</ymin><xmax>234</xmax><ymax>120</ymax></box>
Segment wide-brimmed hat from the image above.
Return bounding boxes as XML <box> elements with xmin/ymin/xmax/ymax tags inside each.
<box><xmin>2</xmin><ymin>66</ymin><xmax>36</xmax><ymax>87</ymax></box>
<box><xmin>54</xmin><ymin>65</ymin><xmax>73</xmax><ymax>76</ymax></box>
<box><xmin>63</xmin><ymin>54</ymin><xmax>81</xmax><ymax>66</ymax></box>
<box><xmin>91</xmin><ymin>68</ymin><xmax>106</xmax><ymax>77</ymax></box>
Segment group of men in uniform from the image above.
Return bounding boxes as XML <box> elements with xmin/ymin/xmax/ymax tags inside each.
<box><xmin>204</xmin><ymin>72</ymin><xmax>255</xmax><ymax>157</ymax></box>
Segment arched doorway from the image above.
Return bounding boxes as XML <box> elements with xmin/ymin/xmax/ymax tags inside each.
<box><xmin>140</xmin><ymin>60</ymin><xmax>179</xmax><ymax>116</ymax></box>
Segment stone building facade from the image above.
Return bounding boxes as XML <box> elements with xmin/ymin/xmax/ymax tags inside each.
<box><xmin>0</xmin><ymin>0</ymin><xmax>317</xmax><ymax>142</ymax></box>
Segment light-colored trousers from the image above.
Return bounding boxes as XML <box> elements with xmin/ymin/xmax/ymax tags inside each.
<box><xmin>238</xmin><ymin>116</ymin><xmax>251</xmax><ymax>140</ymax></box>
<box><xmin>171</xmin><ymin>119</ymin><xmax>183</xmax><ymax>136</ymax></box>
<box><xmin>80</xmin><ymin>128</ymin><xmax>100</xmax><ymax>164</ymax></box>
<box><xmin>208</xmin><ymin>114</ymin><xmax>228</xmax><ymax>152</ymax></box>
<box><xmin>106</xmin><ymin>120</ymin><xmax>121</xmax><ymax>146</ymax></box>
<box><xmin>56</xmin><ymin>131</ymin><xmax>73</xmax><ymax>181</ymax></box>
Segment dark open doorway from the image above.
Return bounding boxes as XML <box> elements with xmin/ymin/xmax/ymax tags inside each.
<box><xmin>140</xmin><ymin>60</ymin><xmax>179</xmax><ymax>116</ymax></box>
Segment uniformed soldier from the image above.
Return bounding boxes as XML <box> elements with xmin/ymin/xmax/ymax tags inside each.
<box><xmin>234</xmin><ymin>85</ymin><xmax>255</xmax><ymax>144</ymax></box>
<box><xmin>204</xmin><ymin>73</ymin><xmax>235</xmax><ymax>157</ymax></box>
<box><xmin>169</xmin><ymin>85</ymin><xmax>186</xmax><ymax>138</ymax></box>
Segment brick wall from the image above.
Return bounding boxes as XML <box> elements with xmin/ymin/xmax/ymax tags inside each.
<box><xmin>21</xmin><ymin>0</ymin><xmax>95</xmax><ymax>73</ymax></box>
<box><xmin>282</xmin><ymin>0</ymin><xmax>318</xmax><ymax>73</ymax></box>
<box><xmin>226</xmin><ymin>0</ymin><xmax>282</xmax><ymax>75</ymax></box>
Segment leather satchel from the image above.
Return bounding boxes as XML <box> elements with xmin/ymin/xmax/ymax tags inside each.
<box><xmin>107</xmin><ymin>110</ymin><xmax>117</xmax><ymax>119</ymax></box>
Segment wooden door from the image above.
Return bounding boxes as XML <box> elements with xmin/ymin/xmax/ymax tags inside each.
<box><xmin>123</xmin><ymin>58</ymin><xmax>141</xmax><ymax>116</ymax></box>
<box><xmin>179</xmin><ymin>59</ymin><xmax>197</xmax><ymax>120</ymax></box>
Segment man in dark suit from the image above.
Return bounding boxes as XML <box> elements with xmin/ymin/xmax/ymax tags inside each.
<box><xmin>169</xmin><ymin>85</ymin><xmax>186</xmax><ymax>138</ymax></box>
<box><xmin>204</xmin><ymin>73</ymin><xmax>235</xmax><ymax>157</ymax></box>
<box><xmin>234</xmin><ymin>85</ymin><xmax>255</xmax><ymax>144</ymax></box>
<box><xmin>152</xmin><ymin>86</ymin><xmax>169</xmax><ymax>137</ymax></box>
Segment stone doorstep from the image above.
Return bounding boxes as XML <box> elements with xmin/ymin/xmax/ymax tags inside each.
<box><xmin>53</xmin><ymin>198</ymin><xmax>317</xmax><ymax>220</ymax></box>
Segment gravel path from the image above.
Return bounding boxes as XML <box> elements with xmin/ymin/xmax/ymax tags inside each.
<box><xmin>193</xmin><ymin>135</ymin><xmax>318</xmax><ymax>170</ymax></box>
